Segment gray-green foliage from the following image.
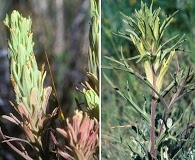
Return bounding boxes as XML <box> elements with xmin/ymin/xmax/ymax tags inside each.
<box><xmin>103</xmin><ymin>1</ymin><xmax>195</xmax><ymax>159</ymax></box>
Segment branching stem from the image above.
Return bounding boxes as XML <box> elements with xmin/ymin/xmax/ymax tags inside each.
<box><xmin>158</xmin><ymin>68</ymin><xmax>191</xmax><ymax>137</ymax></box>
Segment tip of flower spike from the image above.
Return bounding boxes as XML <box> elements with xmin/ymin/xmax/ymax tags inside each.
<box><xmin>55</xmin><ymin>109</ymin><xmax>99</xmax><ymax>159</ymax></box>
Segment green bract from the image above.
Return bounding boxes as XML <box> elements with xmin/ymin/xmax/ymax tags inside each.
<box><xmin>83</xmin><ymin>88</ymin><xmax>99</xmax><ymax>120</ymax></box>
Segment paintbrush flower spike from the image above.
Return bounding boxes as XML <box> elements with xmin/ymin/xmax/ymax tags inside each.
<box><xmin>119</xmin><ymin>1</ymin><xmax>185</xmax><ymax>92</ymax></box>
<box><xmin>2</xmin><ymin>10</ymin><xmax>57</xmax><ymax>159</ymax></box>
<box><xmin>56</xmin><ymin>110</ymin><xmax>99</xmax><ymax>160</ymax></box>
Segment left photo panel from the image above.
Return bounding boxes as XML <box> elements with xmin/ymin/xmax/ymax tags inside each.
<box><xmin>0</xmin><ymin>0</ymin><xmax>100</xmax><ymax>159</ymax></box>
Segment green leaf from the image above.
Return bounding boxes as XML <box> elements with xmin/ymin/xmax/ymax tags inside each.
<box><xmin>103</xmin><ymin>72</ymin><xmax>150</xmax><ymax>123</ymax></box>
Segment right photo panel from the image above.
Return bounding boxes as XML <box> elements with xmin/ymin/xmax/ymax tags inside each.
<box><xmin>101</xmin><ymin>0</ymin><xmax>195</xmax><ymax>159</ymax></box>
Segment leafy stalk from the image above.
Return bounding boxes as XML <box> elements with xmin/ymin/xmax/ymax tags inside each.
<box><xmin>2</xmin><ymin>10</ymin><xmax>57</xmax><ymax>159</ymax></box>
<box><xmin>103</xmin><ymin>1</ymin><xmax>194</xmax><ymax>159</ymax></box>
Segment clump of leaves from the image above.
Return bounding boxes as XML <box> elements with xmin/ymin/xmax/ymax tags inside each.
<box><xmin>103</xmin><ymin>1</ymin><xmax>195</xmax><ymax>159</ymax></box>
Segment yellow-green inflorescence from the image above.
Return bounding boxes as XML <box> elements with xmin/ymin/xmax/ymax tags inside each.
<box><xmin>119</xmin><ymin>1</ymin><xmax>184</xmax><ymax>93</ymax></box>
<box><xmin>4</xmin><ymin>10</ymin><xmax>55</xmax><ymax>152</ymax></box>
<box><xmin>4</xmin><ymin>10</ymin><xmax>47</xmax><ymax>114</ymax></box>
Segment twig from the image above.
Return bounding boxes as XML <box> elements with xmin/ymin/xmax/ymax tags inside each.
<box><xmin>150</xmin><ymin>65</ymin><xmax>157</xmax><ymax>159</ymax></box>
<box><xmin>45</xmin><ymin>51</ymin><xmax>65</xmax><ymax>121</ymax></box>
<box><xmin>110</xmin><ymin>125</ymin><xmax>131</xmax><ymax>129</ymax></box>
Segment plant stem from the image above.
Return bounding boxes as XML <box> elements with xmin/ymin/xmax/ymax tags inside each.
<box><xmin>158</xmin><ymin>69</ymin><xmax>190</xmax><ymax>137</ymax></box>
<box><xmin>150</xmin><ymin>65</ymin><xmax>157</xmax><ymax>159</ymax></box>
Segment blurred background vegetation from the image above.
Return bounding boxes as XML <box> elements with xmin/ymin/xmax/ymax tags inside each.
<box><xmin>0</xmin><ymin>0</ymin><xmax>91</xmax><ymax>159</ymax></box>
<box><xmin>102</xmin><ymin>0</ymin><xmax>195</xmax><ymax>159</ymax></box>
